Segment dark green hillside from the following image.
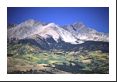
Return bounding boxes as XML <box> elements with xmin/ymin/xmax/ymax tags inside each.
<box><xmin>7</xmin><ymin>41</ymin><xmax>109</xmax><ymax>74</ymax></box>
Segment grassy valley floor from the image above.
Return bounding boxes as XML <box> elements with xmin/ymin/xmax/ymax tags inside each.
<box><xmin>7</xmin><ymin>50</ymin><xmax>109</xmax><ymax>74</ymax></box>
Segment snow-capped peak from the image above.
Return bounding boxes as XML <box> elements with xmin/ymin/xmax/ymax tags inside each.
<box><xmin>29</xmin><ymin>22</ymin><xmax>81</xmax><ymax>44</ymax></box>
<box><xmin>8</xmin><ymin>20</ymin><xmax>85</xmax><ymax>44</ymax></box>
<box><xmin>47</xmin><ymin>23</ymin><xmax>57</xmax><ymax>27</ymax></box>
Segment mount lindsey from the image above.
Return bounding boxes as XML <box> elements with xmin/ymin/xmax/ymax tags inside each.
<box><xmin>7</xmin><ymin>19</ymin><xmax>109</xmax><ymax>51</ymax></box>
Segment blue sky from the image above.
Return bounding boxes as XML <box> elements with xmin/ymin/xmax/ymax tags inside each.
<box><xmin>7</xmin><ymin>7</ymin><xmax>109</xmax><ymax>33</ymax></box>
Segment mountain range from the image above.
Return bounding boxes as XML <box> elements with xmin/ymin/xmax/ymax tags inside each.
<box><xmin>7</xmin><ymin>19</ymin><xmax>109</xmax><ymax>52</ymax></box>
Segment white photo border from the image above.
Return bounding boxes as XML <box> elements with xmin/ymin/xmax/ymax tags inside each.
<box><xmin>0</xmin><ymin>0</ymin><xmax>116</xmax><ymax>81</ymax></box>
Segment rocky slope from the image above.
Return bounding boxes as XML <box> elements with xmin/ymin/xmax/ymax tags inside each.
<box><xmin>63</xmin><ymin>22</ymin><xmax>108</xmax><ymax>42</ymax></box>
<box><xmin>7</xmin><ymin>19</ymin><xmax>109</xmax><ymax>51</ymax></box>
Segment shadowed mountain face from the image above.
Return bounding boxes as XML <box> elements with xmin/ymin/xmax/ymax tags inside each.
<box><xmin>17</xmin><ymin>38</ymin><xmax>108</xmax><ymax>53</ymax></box>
